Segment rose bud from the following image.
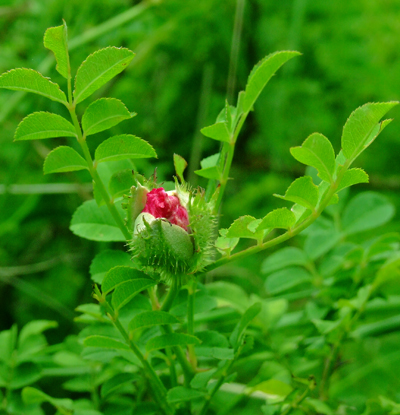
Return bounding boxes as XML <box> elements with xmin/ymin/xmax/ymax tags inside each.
<box><xmin>129</xmin><ymin>188</ymin><xmax>194</xmax><ymax>280</ymax></box>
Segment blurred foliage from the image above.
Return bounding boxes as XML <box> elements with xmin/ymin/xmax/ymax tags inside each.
<box><xmin>1</xmin><ymin>0</ymin><xmax>400</xmax><ymax>413</ymax></box>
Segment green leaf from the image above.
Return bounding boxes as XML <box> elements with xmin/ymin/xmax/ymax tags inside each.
<box><xmin>195</xmin><ymin>153</ymin><xmax>222</xmax><ymax>180</ymax></box>
<box><xmin>201</xmin><ymin>122</ymin><xmax>230</xmax><ymax>143</ymax></box>
<box><xmin>261</xmin><ymin>247</ymin><xmax>308</xmax><ymax>274</ymax></box>
<box><xmin>215</xmin><ymin>228</ymin><xmax>239</xmax><ymax>256</ymax></box>
<box><xmin>129</xmin><ymin>311</ymin><xmax>180</xmax><ymax>332</ymax></box>
<box><xmin>0</xmin><ymin>68</ymin><xmax>67</xmax><ymax>104</ymax></box>
<box><xmin>341</xmin><ymin>102</ymin><xmax>398</xmax><ymax>162</ymax></box>
<box><xmin>19</xmin><ymin>320</ymin><xmax>58</xmax><ymax>347</ymax></box>
<box><xmin>146</xmin><ymin>333</ymin><xmax>201</xmax><ymax>353</ymax></box>
<box><xmin>243</xmin><ymin>51</ymin><xmax>301</xmax><ymax>113</ymax></box>
<box><xmin>342</xmin><ymin>192</ymin><xmax>395</xmax><ymax>235</ymax></box>
<box><xmin>102</xmin><ymin>266</ymin><xmax>145</xmax><ymax>295</ymax></box>
<box><xmin>351</xmin><ymin>314</ymin><xmax>400</xmax><ymax>338</ymax></box>
<box><xmin>82</xmin><ymin>98</ymin><xmax>134</xmax><ymax>136</ymax></box>
<box><xmin>257</xmin><ymin>208</ymin><xmax>296</xmax><ymax>231</ymax></box>
<box><xmin>194</xmin><ymin>330</ymin><xmax>233</xmax><ymax>359</ymax></box>
<box><xmin>70</xmin><ymin>199</ymin><xmax>126</xmax><ymax>241</ymax></box>
<box><xmin>111</xmin><ymin>279</ymin><xmax>156</xmax><ymax>311</ymax></box>
<box><xmin>337</xmin><ymin>168</ymin><xmax>369</xmax><ymax>192</ymax></box>
<box><xmin>22</xmin><ymin>387</ymin><xmax>73</xmax><ymax>410</ymax></box>
<box><xmin>265</xmin><ymin>266</ymin><xmax>312</xmax><ymax>295</ymax></box>
<box><xmin>207</xmin><ymin>281</ymin><xmax>249</xmax><ymax>312</ymax></box>
<box><xmin>274</xmin><ymin>176</ymin><xmax>319</xmax><ymax>210</ymax></box>
<box><xmin>95</xmin><ymin>134</ymin><xmax>156</xmax><ymax>163</ymax></box>
<box><xmin>290</xmin><ymin>133</ymin><xmax>336</xmax><ymax>183</ymax></box>
<box><xmin>101</xmin><ymin>373</ymin><xmax>139</xmax><ymax>398</ymax></box>
<box><xmin>9</xmin><ymin>362</ymin><xmax>42</xmax><ymax>389</ymax></box>
<box><xmin>109</xmin><ymin>169</ymin><xmax>136</xmax><ymax>199</ymax></box>
<box><xmin>225</xmin><ymin>215</ymin><xmax>263</xmax><ymax>240</ymax></box>
<box><xmin>83</xmin><ymin>335</ymin><xmax>130</xmax><ymax>350</ymax></box>
<box><xmin>43</xmin><ymin>146</ymin><xmax>88</xmax><ymax>174</ymax></box>
<box><xmin>304</xmin><ymin>227</ymin><xmax>341</xmax><ymax>260</ymax></box>
<box><xmin>173</xmin><ymin>153</ymin><xmax>187</xmax><ymax>183</ymax></box>
<box><xmin>90</xmin><ymin>250</ymin><xmax>133</xmax><ymax>284</ymax></box>
<box><xmin>191</xmin><ymin>369</ymin><xmax>217</xmax><ymax>390</ymax></box>
<box><xmin>167</xmin><ymin>386</ymin><xmax>205</xmax><ymax>404</ymax></box>
<box><xmin>252</xmin><ymin>379</ymin><xmax>293</xmax><ymax>399</ymax></box>
<box><xmin>43</xmin><ymin>22</ymin><xmax>69</xmax><ymax>79</ymax></box>
<box><xmin>74</xmin><ymin>47</ymin><xmax>135</xmax><ymax>104</ymax></box>
<box><xmin>229</xmin><ymin>302</ymin><xmax>262</xmax><ymax>349</ymax></box>
<box><xmin>14</xmin><ymin>112</ymin><xmax>76</xmax><ymax>141</ymax></box>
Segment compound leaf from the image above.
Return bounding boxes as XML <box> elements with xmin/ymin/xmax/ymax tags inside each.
<box><xmin>274</xmin><ymin>176</ymin><xmax>319</xmax><ymax>210</ymax></box>
<box><xmin>0</xmin><ymin>68</ymin><xmax>67</xmax><ymax>104</ymax></box>
<box><xmin>95</xmin><ymin>134</ymin><xmax>156</xmax><ymax>163</ymax></box>
<box><xmin>290</xmin><ymin>133</ymin><xmax>335</xmax><ymax>183</ymax></box>
<box><xmin>70</xmin><ymin>199</ymin><xmax>126</xmax><ymax>242</ymax></box>
<box><xmin>82</xmin><ymin>98</ymin><xmax>134</xmax><ymax>136</ymax></box>
<box><xmin>341</xmin><ymin>102</ymin><xmax>398</xmax><ymax>162</ymax></box>
<box><xmin>74</xmin><ymin>47</ymin><xmax>135</xmax><ymax>104</ymax></box>
<box><xmin>43</xmin><ymin>22</ymin><xmax>69</xmax><ymax>79</ymax></box>
<box><xmin>43</xmin><ymin>146</ymin><xmax>88</xmax><ymax>174</ymax></box>
<box><xmin>14</xmin><ymin>112</ymin><xmax>76</xmax><ymax>141</ymax></box>
<box><xmin>146</xmin><ymin>333</ymin><xmax>201</xmax><ymax>353</ymax></box>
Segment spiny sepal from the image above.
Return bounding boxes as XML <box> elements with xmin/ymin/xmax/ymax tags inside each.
<box><xmin>129</xmin><ymin>212</ymin><xmax>194</xmax><ymax>282</ymax></box>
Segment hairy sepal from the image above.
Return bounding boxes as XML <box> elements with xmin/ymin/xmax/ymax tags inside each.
<box><xmin>129</xmin><ymin>213</ymin><xmax>194</xmax><ymax>281</ymax></box>
<box><xmin>186</xmin><ymin>185</ymin><xmax>218</xmax><ymax>273</ymax></box>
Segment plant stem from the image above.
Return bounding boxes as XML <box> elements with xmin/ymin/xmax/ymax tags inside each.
<box><xmin>98</xmin><ymin>291</ymin><xmax>173</xmax><ymax>415</ymax></box>
<box><xmin>198</xmin><ymin>360</ymin><xmax>232</xmax><ymax>415</ymax></box>
<box><xmin>187</xmin><ymin>278</ymin><xmax>198</xmax><ymax>370</ymax></box>
<box><xmin>67</xmin><ymin>106</ymin><xmax>131</xmax><ymax>240</ymax></box>
<box><xmin>206</xmin><ymin>179</ymin><xmax>339</xmax><ymax>272</ymax></box>
<box><xmin>160</xmin><ymin>277</ymin><xmax>195</xmax><ymax>386</ymax></box>
<box><xmin>227</xmin><ymin>0</ymin><xmax>246</xmax><ymax>105</ymax></box>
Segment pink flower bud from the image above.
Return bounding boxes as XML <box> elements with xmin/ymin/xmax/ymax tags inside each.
<box><xmin>142</xmin><ymin>188</ymin><xmax>189</xmax><ymax>231</ymax></box>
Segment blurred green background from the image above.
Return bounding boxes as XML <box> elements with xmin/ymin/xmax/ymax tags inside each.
<box><xmin>1</xmin><ymin>0</ymin><xmax>400</xmax><ymax>403</ymax></box>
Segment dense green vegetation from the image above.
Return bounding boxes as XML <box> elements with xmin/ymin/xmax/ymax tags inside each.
<box><xmin>1</xmin><ymin>1</ymin><xmax>400</xmax><ymax>414</ymax></box>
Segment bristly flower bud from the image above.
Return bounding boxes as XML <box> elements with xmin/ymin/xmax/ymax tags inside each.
<box><xmin>126</xmin><ymin>178</ymin><xmax>218</xmax><ymax>283</ymax></box>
